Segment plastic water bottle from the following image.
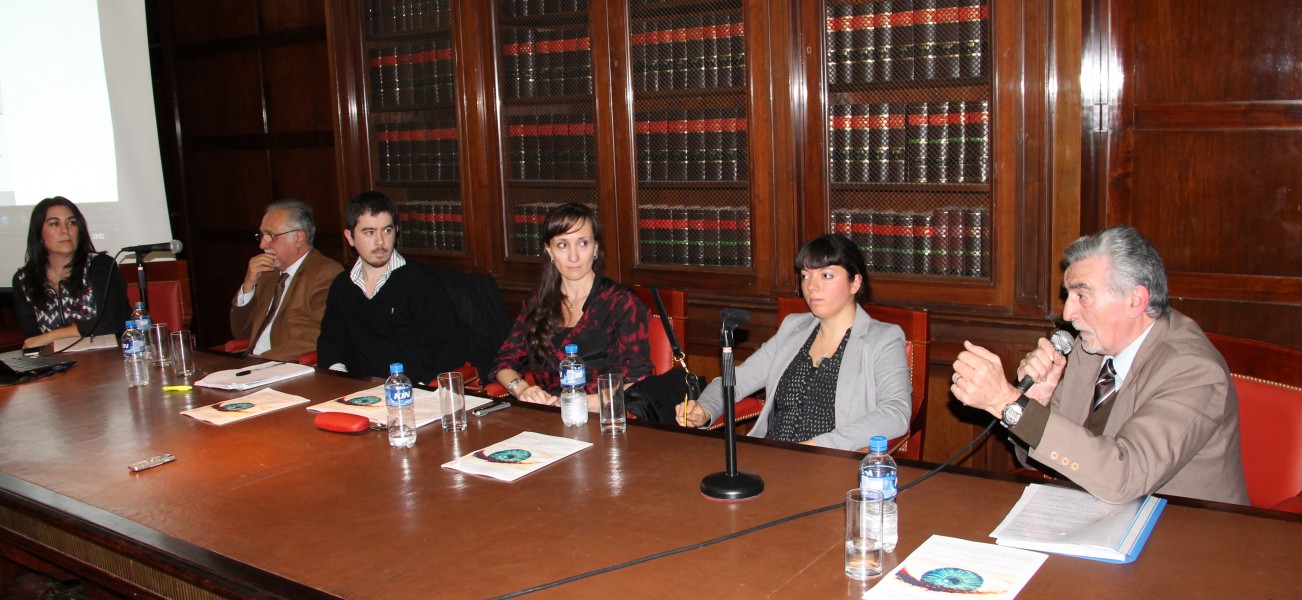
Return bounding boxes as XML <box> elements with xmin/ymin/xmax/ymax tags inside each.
<box><xmin>559</xmin><ymin>344</ymin><xmax>587</xmax><ymax>426</ymax></box>
<box><xmin>859</xmin><ymin>435</ymin><xmax>899</xmax><ymax>552</ymax></box>
<box><xmin>121</xmin><ymin>320</ymin><xmax>150</xmax><ymax>388</ymax></box>
<box><xmin>385</xmin><ymin>363</ymin><xmax>416</xmax><ymax>448</ymax></box>
<box><xmin>130</xmin><ymin>302</ymin><xmax>152</xmax><ymax>359</ymax></box>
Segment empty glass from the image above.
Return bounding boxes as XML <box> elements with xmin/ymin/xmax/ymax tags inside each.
<box><xmin>146</xmin><ymin>323</ymin><xmax>171</xmax><ymax>367</ymax></box>
<box><xmin>170</xmin><ymin>330</ymin><xmax>196</xmax><ymax>377</ymax></box>
<box><xmin>439</xmin><ymin>371</ymin><xmax>467</xmax><ymax>431</ymax></box>
<box><xmin>598</xmin><ymin>373</ymin><xmax>626</xmax><ymax>433</ymax></box>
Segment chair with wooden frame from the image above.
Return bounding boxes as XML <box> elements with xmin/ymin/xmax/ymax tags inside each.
<box><xmin>1206</xmin><ymin>332</ymin><xmax>1302</xmax><ymax>513</ymax></box>
<box><xmin>727</xmin><ymin>295</ymin><xmax>929</xmax><ymax>458</ymax></box>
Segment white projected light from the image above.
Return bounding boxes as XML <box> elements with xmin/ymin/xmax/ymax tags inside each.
<box><xmin>0</xmin><ymin>0</ymin><xmax>172</xmax><ymax>281</ymax></box>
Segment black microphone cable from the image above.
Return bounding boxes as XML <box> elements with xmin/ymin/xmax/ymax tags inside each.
<box><xmin>51</xmin><ymin>250</ymin><xmax>123</xmax><ymax>355</ymax></box>
<box><xmin>489</xmin><ymin>421</ymin><xmax>1002</xmax><ymax>599</ymax></box>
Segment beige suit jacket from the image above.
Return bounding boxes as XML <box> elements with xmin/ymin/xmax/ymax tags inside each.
<box><xmin>1029</xmin><ymin>310</ymin><xmax>1249</xmax><ymax>505</ymax></box>
<box><xmin>230</xmin><ymin>249</ymin><xmax>343</xmax><ymax>362</ymax></box>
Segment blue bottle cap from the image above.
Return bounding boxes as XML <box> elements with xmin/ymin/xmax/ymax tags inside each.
<box><xmin>869</xmin><ymin>436</ymin><xmax>888</xmax><ymax>452</ymax></box>
<box><xmin>564</xmin><ymin>344</ymin><xmax>578</xmax><ymax>354</ymax></box>
<box><xmin>389</xmin><ymin>363</ymin><xmax>404</xmax><ymax>373</ymax></box>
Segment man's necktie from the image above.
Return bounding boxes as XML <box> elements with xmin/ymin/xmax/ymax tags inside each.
<box><xmin>248</xmin><ymin>272</ymin><xmax>288</xmax><ymax>355</ymax></box>
<box><xmin>1091</xmin><ymin>357</ymin><xmax>1117</xmax><ymax>411</ymax></box>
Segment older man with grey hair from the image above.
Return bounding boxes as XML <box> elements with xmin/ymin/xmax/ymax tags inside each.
<box><xmin>230</xmin><ymin>199</ymin><xmax>343</xmax><ymax>362</ymax></box>
<box><xmin>951</xmin><ymin>225</ymin><xmax>1248</xmax><ymax>505</ymax></box>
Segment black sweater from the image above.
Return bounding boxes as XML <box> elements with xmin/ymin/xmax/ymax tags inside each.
<box><xmin>317</xmin><ymin>262</ymin><xmax>467</xmax><ymax>384</ymax></box>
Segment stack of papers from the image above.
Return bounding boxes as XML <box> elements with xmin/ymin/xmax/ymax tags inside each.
<box><xmin>442</xmin><ymin>432</ymin><xmax>592</xmax><ymax>482</ymax></box>
<box><xmin>990</xmin><ymin>484</ymin><xmax>1167</xmax><ymax>564</ymax></box>
<box><xmin>195</xmin><ymin>362</ymin><xmax>314</xmax><ymax>391</ymax></box>
<box><xmin>181</xmin><ymin>389</ymin><xmax>310</xmax><ymax>425</ymax></box>
<box><xmin>307</xmin><ymin>385</ymin><xmax>492</xmax><ymax>429</ymax></box>
<box><xmin>866</xmin><ymin>536</ymin><xmax>1046</xmax><ymax>599</ymax></box>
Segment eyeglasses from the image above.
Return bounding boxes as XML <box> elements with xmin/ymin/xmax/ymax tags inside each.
<box><xmin>255</xmin><ymin>229</ymin><xmax>302</xmax><ymax>243</ymax></box>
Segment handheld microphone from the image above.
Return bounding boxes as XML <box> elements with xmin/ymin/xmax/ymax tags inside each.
<box><xmin>1015</xmin><ymin>330</ymin><xmax>1075</xmax><ymax>392</ymax></box>
<box><xmin>122</xmin><ymin>240</ymin><xmax>183</xmax><ymax>255</ymax></box>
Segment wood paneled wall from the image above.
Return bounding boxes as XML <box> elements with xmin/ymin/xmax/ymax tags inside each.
<box><xmin>148</xmin><ymin>0</ymin><xmax>345</xmax><ymax>347</ymax></box>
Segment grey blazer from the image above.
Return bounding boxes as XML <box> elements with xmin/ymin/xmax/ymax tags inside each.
<box><xmin>1028</xmin><ymin>310</ymin><xmax>1249</xmax><ymax>505</ymax></box>
<box><xmin>697</xmin><ymin>305</ymin><xmax>911</xmax><ymax>451</ymax></box>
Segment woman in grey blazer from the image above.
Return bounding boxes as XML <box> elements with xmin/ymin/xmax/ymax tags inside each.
<box><xmin>677</xmin><ymin>234</ymin><xmax>911</xmax><ymax>451</ymax></box>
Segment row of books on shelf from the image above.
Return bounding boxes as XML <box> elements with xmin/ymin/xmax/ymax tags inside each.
<box><xmin>826</xmin><ymin>0</ymin><xmax>988</xmax><ymax>84</ymax></box>
<box><xmin>366</xmin><ymin>0</ymin><xmax>451</xmax><ymax>38</ymax></box>
<box><xmin>501</xmin><ymin>27</ymin><xmax>594</xmax><ymax>99</ymax></box>
<box><xmin>831</xmin><ymin>206</ymin><xmax>987</xmax><ymax>277</ymax></box>
<box><xmin>500</xmin><ymin>0</ymin><xmax>587</xmax><ymax>18</ymax></box>
<box><xmin>829</xmin><ymin>100</ymin><xmax>988</xmax><ymax>184</ymax></box>
<box><xmin>635</xmin><ymin>109</ymin><xmax>749</xmax><ymax>182</ymax></box>
<box><xmin>368</xmin><ymin>41</ymin><xmax>456</xmax><ymax>110</ymax></box>
<box><xmin>630</xmin><ymin>13</ymin><xmax>747</xmax><ymax>93</ymax></box>
<box><xmin>397</xmin><ymin>201</ymin><xmax>464</xmax><ymax>251</ymax></box>
<box><xmin>507</xmin><ymin>114</ymin><xmax>596</xmax><ymax>182</ymax></box>
<box><xmin>637</xmin><ymin>205</ymin><xmax>752</xmax><ymax>267</ymax></box>
<box><xmin>377</xmin><ymin>122</ymin><xmax>460</xmax><ymax>182</ymax></box>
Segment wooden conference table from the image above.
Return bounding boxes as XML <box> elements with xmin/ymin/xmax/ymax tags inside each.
<box><xmin>1</xmin><ymin>349</ymin><xmax>1298</xmax><ymax>599</ymax></box>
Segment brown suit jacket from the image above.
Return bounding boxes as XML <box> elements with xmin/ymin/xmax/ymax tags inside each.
<box><xmin>1029</xmin><ymin>310</ymin><xmax>1249</xmax><ymax>505</ymax></box>
<box><xmin>230</xmin><ymin>249</ymin><xmax>343</xmax><ymax>362</ymax></box>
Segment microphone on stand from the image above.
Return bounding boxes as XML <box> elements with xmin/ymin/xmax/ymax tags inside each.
<box><xmin>701</xmin><ymin>308</ymin><xmax>764</xmax><ymax>502</ymax></box>
<box><xmin>123</xmin><ymin>240</ymin><xmax>182</xmax><ymax>313</ymax></box>
<box><xmin>122</xmin><ymin>240</ymin><xmax>183</xmax><ymax>255</ymax></box>
<box><xmin>1015</xmin><ymin>330</ymin><xmax>1075</xmax><ymax>392</ymax></box>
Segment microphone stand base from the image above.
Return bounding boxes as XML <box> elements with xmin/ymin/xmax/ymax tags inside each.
<box><xmin>700</xmin><ymin>471</ymin><xmax>764</xmax><ymax>502</ymax></box>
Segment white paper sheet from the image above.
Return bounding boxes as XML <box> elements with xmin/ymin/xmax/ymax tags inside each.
<box><xmin>194</xmin><ymin>361</ymin><xmax>314</xmax><ymax>390</ymax></box>
<box><xmin>180</xmin><ymin>388</ymin><xmax>310</xmax><ymax>425</ymax></box>
<box><xmin>306</xmin><ymin>384</ymin><xmax>492</xmax><ymax>429</ymax></box>
<box><xmin>441</xmin><ymin>432</ymin><xmax>592</xmax><ymax>482</ymax></box>
<box><xmin>865</xmin><ymin>535</ymin><xmax>1047</xmax><ymax>599</ymax></box>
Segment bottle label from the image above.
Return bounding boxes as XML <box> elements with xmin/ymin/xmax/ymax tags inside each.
<box><xmin>386</xmin><ymin>384</ymin><xmax>413</xmax><ymax>407</ymax></box>
<box><xmin>135</xmin><ymin>317</ymin><xmax>151</xmax><ymax>330</ymax></box>
<box><xmin>559</xmin><ymin>365</ymin><xmax>585</xmax><ymax>388</ymax></box>
<box><xmin>860</xmin><ymin>473</ymin><xmax>898</xmax><ymax>499</ymax></box>
<box><xmin>121</xmin><ymin>337</ymin><xmax>145</xmax><ymax>356</ymax></box>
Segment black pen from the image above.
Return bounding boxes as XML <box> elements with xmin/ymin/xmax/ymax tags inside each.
<box><xmin>473</xmin><ymin>402</ymin><xmax>511</xmax><ymax>417</ymax></box>
<box><xmin>235</xmin><ymin>362</ymin><xmax>283</xmax><ymax>377</ymax></box>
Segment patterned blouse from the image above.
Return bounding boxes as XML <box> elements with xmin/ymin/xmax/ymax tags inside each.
<box><xmin>493</xmin><ymin>277</ymin><xmax>653</xmax><ymax>394</ymax></box>
<box><xmin>12</xmin><ymin>253</ymin><xmax>128</xmax><ymax>338</ymax></box>
<box><xmin>765</xmin><ymin>326</ymin><xmax>851</xmax><ymax>443</ymax></box>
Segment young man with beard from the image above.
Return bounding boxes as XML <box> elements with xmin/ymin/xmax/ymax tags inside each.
<box><xmin>317</xmin><ymin>192</ymin><xmax>466</xmax><ymax>384</ymax></box>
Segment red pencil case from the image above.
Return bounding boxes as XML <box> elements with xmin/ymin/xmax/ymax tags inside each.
<box><xmin>314</xmin><ymin>412</ymin><xmax>370</xmax><ymax>433</ymax></box>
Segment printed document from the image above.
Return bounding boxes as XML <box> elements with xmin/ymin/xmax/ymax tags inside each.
<box><xmin>990</xmin><ymin>484</ymin><xmax>1166</xmax><ymax>563</ymax></box>
<box><xmin>865</xmin><ymin>535</ymin><xmax>1046</xmax><ymax>599</ymax></box>
<box><xmin>307</xmin><ymin>384</ymin><xmax>492</xmax><ymax>429</ymax></box>
<box><xmin>442</xmin><ymin>432</ymin><xmax>592</xmax><ymax>482</ymax></box>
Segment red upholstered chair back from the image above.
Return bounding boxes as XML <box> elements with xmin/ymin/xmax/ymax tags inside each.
<box><xmin>125</xmin><ymin>281</ymin><xmax>185</xmax><ymax>332</ymax></box>
<box><xmin>633</xmin><ymin>286</ymin><xmax>687</xmax><ymax>376</ymax></box>
<box><xmin>1207</xmin><ymin>333</ymin><xmax>1302</xmax><ymax>511</ymax></box>
<box><xmin>777</xmin><ymin>295</ymin><xmax>930</xmax><ymax>460</ymax></box>
<box><xmin>120</xmin><ymin>260</ymin><xmax>192</xmax><ymax>332</ymax></box>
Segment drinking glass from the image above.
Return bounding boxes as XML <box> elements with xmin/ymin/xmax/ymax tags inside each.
<box><xmin>439</xmin><ymin>371</ymin><xmax>467</xmax><ymax>431</ymax></box>
<box><xmin>598</xmin><ymin>373</ymin><xmax>626</xmax><ymax>433</ymax></box>
<box><xmin>170</xmin><ymin>330</ymin><xmax>196</xmax><ymax>377</ymax></box>
<box><xmin>146</xmin><ymin>323</ymin><xmax>171</xmax><ymax>367</ymax></box>
<box><xmin>845</xmin><ymin>488</ymin><xmax>884</xmax><ymax>580</ymax></box>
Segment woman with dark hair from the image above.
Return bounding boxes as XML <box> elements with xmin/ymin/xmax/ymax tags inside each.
<box><xmin>492</xmin><ymin>203</ymin><xmax>653</xmax><ymax>409</ymax></box>
<box><xmin>12</xmin><ymin>196</ymin><xmax>130</xmax><ymax>348</ymax></box>
<box><xmin>677</xmin><ymin>234</ymin><xmax>910</xmax><ymax>451</ymax></box>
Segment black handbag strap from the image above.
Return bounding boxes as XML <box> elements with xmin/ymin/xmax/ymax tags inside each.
<box><xmin>649</xmin><ymin>286</ymin><xmax>687</xmax><ymax>364</ymax></box>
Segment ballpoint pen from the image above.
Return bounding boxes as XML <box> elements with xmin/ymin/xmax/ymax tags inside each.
<box><xmin>235</xmin><ymin>362</ymin><xmax>284</xmax><ymax>377</ymax></box>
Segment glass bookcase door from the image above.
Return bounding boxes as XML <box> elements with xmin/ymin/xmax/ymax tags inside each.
<box><xmin>626</xmin><ymin>0</ymin><xmax>753</xmax><ymax>273</ymax></box>
<box><xmin>363</xmin><ymin>0</ymin><xmax>466</xmax><ymax>255</ymax></box>
<box><xmin>819</xmin><ymin>0</ymin><xmax>992</xmax><ymax>280</ymax></box>
<box><xmin>494</xmin><ymin>0</ymin><xmax>601</xmax><ymax>261</ymax></box>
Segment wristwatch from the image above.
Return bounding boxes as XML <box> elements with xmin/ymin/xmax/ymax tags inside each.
<box><xmin>1001</xmin><ymin>395</ymin><xmax>1031</xmax><ymax>428</ymax></box>
<box><xmin>506</xmin><ymin>377</ymin><xmax>526</xmax><ymax>397</ymax></box>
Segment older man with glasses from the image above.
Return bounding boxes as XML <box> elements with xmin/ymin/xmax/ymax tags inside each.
<box><xmin>230</xmin><ymin>199</ymin><xmax>343</xmax><ymax>362</ymax></box>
